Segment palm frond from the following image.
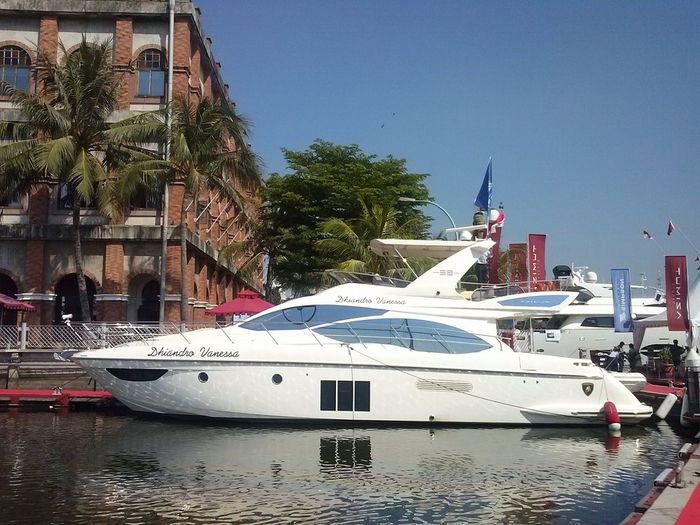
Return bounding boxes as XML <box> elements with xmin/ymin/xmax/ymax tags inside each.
<box><xmin>68</xmin><ymin>148</ymin><xmax>105</xmax><ymax>201</ymax></box>
<box><xmin>36</xmin><ymin>136</ymin><xmax>77</xmax><ymax>176</ymax></box>
<box><xmin>105</xmin><ymin>121</ymin><xmax>166</xmax><ymax>145</ymax></box>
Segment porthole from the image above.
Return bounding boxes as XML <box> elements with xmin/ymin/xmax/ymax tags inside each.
<box><xmin>272</xmin><ymin>373</ymin><xmax>283</xmax><ymax>385</ymax></box>
<box><xmin>198</xmin><ymin>372</ymin><xmax>209</xmax><ymax>383</ymax></box>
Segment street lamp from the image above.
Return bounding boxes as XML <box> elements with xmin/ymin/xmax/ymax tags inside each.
<box><xmin>397</xmin><ymin>197</ymin><xmax>458</xmax><ymax>239</ymax></box>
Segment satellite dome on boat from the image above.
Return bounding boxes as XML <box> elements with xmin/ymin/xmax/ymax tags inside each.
<box><xmin>585</xmin><ymin>271</ymin><xmax>598</xmax><ymax>283</ymax></box>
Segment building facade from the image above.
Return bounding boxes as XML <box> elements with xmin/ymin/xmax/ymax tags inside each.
<box><xmin>0</xmin><ymin>0</ymin><xmax>259</xmax><ymax>326</ymax></box>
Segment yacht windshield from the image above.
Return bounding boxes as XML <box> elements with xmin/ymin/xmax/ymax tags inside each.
<box><xmin>314</xmin><ymin>318</ymin><xmax>491</xmax><ymax>354</ymax></box>
<box><xmin>240</xmin><ymin>305</ymin><xmax>386</xmax><ymax>331</ymax></box>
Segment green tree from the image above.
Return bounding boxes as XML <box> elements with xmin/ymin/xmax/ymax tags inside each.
<box><xmin>218</xmin><ymin>219</ymin><xmax>279</xmax><ymax>302</ymax></box>
<box><xmin>0</xmin><ymin>39</ymin><xmax>141</xmax><ymax>321</ymax></box>
<box><xmin>113</xmin><ymin>97</ymin><xmax>261</xmax><ymax>321</ymax></box>
<box><xmin>260</xmin><ymin>140</ymin><xmax>431</xmax><ymax>293</ymax></box>
<box><xmin>316</xmin><ymin>198</ymin><xmax>432</xmax><ymax>279</ymax></box>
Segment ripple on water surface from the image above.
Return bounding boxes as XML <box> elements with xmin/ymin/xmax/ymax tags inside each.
<box><xmin>0</xmin><ymin>413</ymin><xmax>687</xmax><ymax>524</ymax></box>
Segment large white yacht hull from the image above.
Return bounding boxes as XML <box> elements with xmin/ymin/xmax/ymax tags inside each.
<box><xmin>73</xmin><ymin>343</ymin><xmax>652</xmax><ymax>425</ymax></box>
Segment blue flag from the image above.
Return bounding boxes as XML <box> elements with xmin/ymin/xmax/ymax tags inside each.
<box><xmin>611</xmin><ymin>268</ymin><xmax>632</xmax><ymax>332</ymax></box>
<box><xmin>474</xmin><ymin>159</ymin><xmax>492</xmax><ymax>211</ymax></box>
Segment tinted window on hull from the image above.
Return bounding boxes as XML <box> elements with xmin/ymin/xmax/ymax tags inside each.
<box><xmin>354</xmin><ymin>381</ymin><xmax>370</xmax><ymax>412</ymax></box>
<box><xmin>337</xmin><ymin>381</ymin><xmax>353</xmax><ymax>411</ymax></box>
<box><xmin>320</xmin><ymin>380</ymin><xmax>336</xmax><ymax>411</ymax></box>
<box><xmin>581</xmin><ymin>316</ymin><xmax>615</xmax><ymax>328</ymax></box>
<box><xmin>107</xmin><ymin>368</ymin><xmax>168</xmax><ymax>382</ymax></box>
<box><xmin>320</xmin><ymin>380</ymin><xmax>371</xmax><ymax>412</ymax></box>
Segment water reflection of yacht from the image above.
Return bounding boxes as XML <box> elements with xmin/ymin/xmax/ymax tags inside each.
<box><xmin>72</xmin><ymin>238</ymin><xmax>652</xmax><ymax>425</ymax></box>
<box><xmin>87</xmin><ymin>420</ymin><xmax>679</xmax><ymax>524</ymax></box>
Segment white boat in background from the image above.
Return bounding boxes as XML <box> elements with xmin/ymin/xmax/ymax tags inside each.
<box><xmin>72</xmin><ymin>237</ymin><xmax>651</xmax><ymax>425</ymax></box>
<box><xmin>472</xmin><ymin>266</ymin><xmax>685</xmax><ymax>362</ymax></box>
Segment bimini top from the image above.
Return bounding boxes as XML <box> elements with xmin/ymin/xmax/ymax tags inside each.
<box><xmin>370</xmin><ymin>238</ymin><xmax>495</xmax><ymax>299</ymax></box>
<box><xmin>370</xmin><ymin>238</ymin><xmax>483</xmax><ymax>259</ymax></box>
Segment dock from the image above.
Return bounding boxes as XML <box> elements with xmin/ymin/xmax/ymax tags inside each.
<box><xmin>634</xmin><ymin>383</ymin><xmax>686</xmax><ymax>417</ymax></box>
<box><xmin>0</xmin><ymin>387</ymin><xmax>114</xmax><ymax>411</ymax></box>
<box><xmin>622</xmin><ymin>442</ymin><xmax>700</xmax><ymax>524</ymax></box>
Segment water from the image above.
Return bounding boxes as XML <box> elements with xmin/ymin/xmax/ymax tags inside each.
<box><xmin>0</xmin><ymin>412</ymin><xmax>689</xmax><ymax>524</ymax></box>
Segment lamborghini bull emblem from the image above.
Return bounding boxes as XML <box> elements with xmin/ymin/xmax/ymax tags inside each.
<box><xmin>582</xmin><ymin>383</ymin><xmax>594</xmax><ymax>396</ymax></box>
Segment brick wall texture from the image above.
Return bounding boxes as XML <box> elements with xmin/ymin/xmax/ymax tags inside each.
<box><xmin>0</xmin><ymin>10</ymin><xmax>256</xmax><ymax>325</ymax></box>
<box><xmin>114</xmin><ymin>17</ymin><xmax>133</xmax><ymax>109</ymax></box>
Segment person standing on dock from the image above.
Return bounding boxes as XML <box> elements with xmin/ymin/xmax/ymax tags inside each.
<box><xmin>628</xmin><ymin>343</ymin><xmax>642</xmax><ymax>372</ymax></box>
<box><xmin>616</xmin><ymin>341</ymin><xmax>626</xmax><ymax>372</ymax></box>
<box><xmin>606</xmin><ymin>343</ymin><xmax>621</xmax><ymax>371</ymax></box>
<box><xmin>670</xmin><ymin>339</ymin><xmax>686</xmax><ymax>379</ymax></box>
<box><xmin>646</xmin><ymin>345</ymin><xmax>655</xmax><ymax>372</ymax></box>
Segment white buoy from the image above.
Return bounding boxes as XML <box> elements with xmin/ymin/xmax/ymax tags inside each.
<box><xmin>655</xmin><ymin>393</ymin><xmax>678</xmax><ymax>420</ymax></box>
<box><xmin>680</xmin><ymin>393</ymin><xmax>690</xmax><ymax>427</ymax></box>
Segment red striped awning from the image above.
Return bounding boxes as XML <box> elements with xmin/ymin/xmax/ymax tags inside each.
<box><xmin>0</xmin><ymin>293</ymin><xmax>36</xmax><ymax>311</ymax></box>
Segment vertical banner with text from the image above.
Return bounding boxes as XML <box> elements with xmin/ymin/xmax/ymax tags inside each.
<box><xmin>527</xmin><ymin>234</ymin><xmax>546</xmax><ymax>286</ymax></box>
<box><xmin>665</xmin><ymin>256</ymin><xmax>689</xmax><ymax>331</ymax></box>
<box><xmin>508</xmin><ymin>243</ymin><xmax>528</xmax><ymax>283</ymax></box>
<box><xmin>611</xmin><ymin>268</ymin><xmax>632</xmax><ymax>332</ymax></box>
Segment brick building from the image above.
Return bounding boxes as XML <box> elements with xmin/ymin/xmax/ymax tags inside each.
<box><xmin>0</xmin><ymin>0</ymin><xmax>260</xmax><ymax>325</ymax></box>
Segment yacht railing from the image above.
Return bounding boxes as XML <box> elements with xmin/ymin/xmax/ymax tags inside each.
<box><xmin>324</xmin><ymin>270</ymin><xmax>412</xmax><ymax>288</ymax></box>
<box><xmin>1</xmin><ymin>322</ymin><xmax>229</xmax><ymax>352</ymax></box>
<box><xmin>250</xmin><ymin>320</ymin><xmax>504</xmax><ymax>354</ymax></box>
<box><xmin>1</xmin><ymin>320</ymin><xmax>510</xmax><ymax>354</ymax></box>
<box><xmin>323</xmin><ymin>270</ymin><xmax>572</xmax><ymax>300</ymax></box>
<box><xmin>464</xmin><ymin>278</ymin><xmax>573</xmax><ymax>301</ymax></box>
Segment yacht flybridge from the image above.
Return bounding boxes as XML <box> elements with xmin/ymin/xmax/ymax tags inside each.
<box><xmin>72</xmin><ymin>238</ymin><xmax>652</xmax><ymax>425</ymax></box>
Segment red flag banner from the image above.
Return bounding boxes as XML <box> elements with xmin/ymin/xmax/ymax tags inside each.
<box><xmin>528</xmin><ymin>234</ymin><xmax>546</xmax><ymax>285</ymax></box>
<box><xmin>665</xmin><ymin>255</ymin><xmax>689</xmax><ymax>331</ymax></box>
<box><xmin>508</xmin><ymin>243</ymin><xmax>528</xmax><ymax>283</ymax></box>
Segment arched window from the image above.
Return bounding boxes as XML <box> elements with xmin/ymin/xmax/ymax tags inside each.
<box><xmin>0</xmin><ymin>45</ymin><xmax>30</xmax><ymax>92</ymax></box>
<box><xmin>54</xmin><ymin>273</ymin><xmax>97</xmax><ymax>323</ymax></box>
<box><xmin>136</xmin><ymin>49</ymin><xmax>166</xmax><ymax>97</ymax></box>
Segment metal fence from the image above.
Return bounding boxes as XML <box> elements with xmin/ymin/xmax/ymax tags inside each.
<box><xmin>0</xmin><ymin>322</ymin><xmax>229</xmax><ymax>352</ymax></box>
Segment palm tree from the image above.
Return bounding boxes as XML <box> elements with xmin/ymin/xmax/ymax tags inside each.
<box><xmin>0</xmin><ymin>39</ymin><xmax>138</xmax><ymax>321</ymax></box>
<box><xmin>218</xmin><ymin>217</ymin><xmax>278</xmax><ymax>301</ymax></box>
<box><xmin>315</xmin><ymin>199</ymin><xmax>434</xmax><ymax>280</ymax></box>
<box><xmin>113</xmin><ymin>97</ymin><xmax>261</xmax><ymax>321</ymax></box>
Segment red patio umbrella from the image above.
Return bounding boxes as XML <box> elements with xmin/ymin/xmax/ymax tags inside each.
<box><xmin>205</xmin><ymin>289</ymin><xmax>273</xmax><ymax>316</ymax></box>
<box><xmin>0</xmin><ymin>293</ymin><xmax>35</xmax><ymax>312</ymax></box>
<box><xmin>0</xmin><ymin>293</ymin><xmax>35</xmax><ymax>325</ymax></box>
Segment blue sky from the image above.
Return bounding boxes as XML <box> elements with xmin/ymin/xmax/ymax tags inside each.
<box><xmin>198</xmin><ymin>0</ymin><xmax>700</xmax><ymax>287</ymax></box>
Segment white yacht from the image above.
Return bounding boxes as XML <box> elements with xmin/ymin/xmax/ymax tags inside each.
<box><xmin>71</xmin><ymin>238</ymin><xmax>652</xmax><ymax>425</ymax></box>
<box><xmin>489</xmin><ymin>268</ymin><xmax>684</xmax><ymax>362</ymax></box>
